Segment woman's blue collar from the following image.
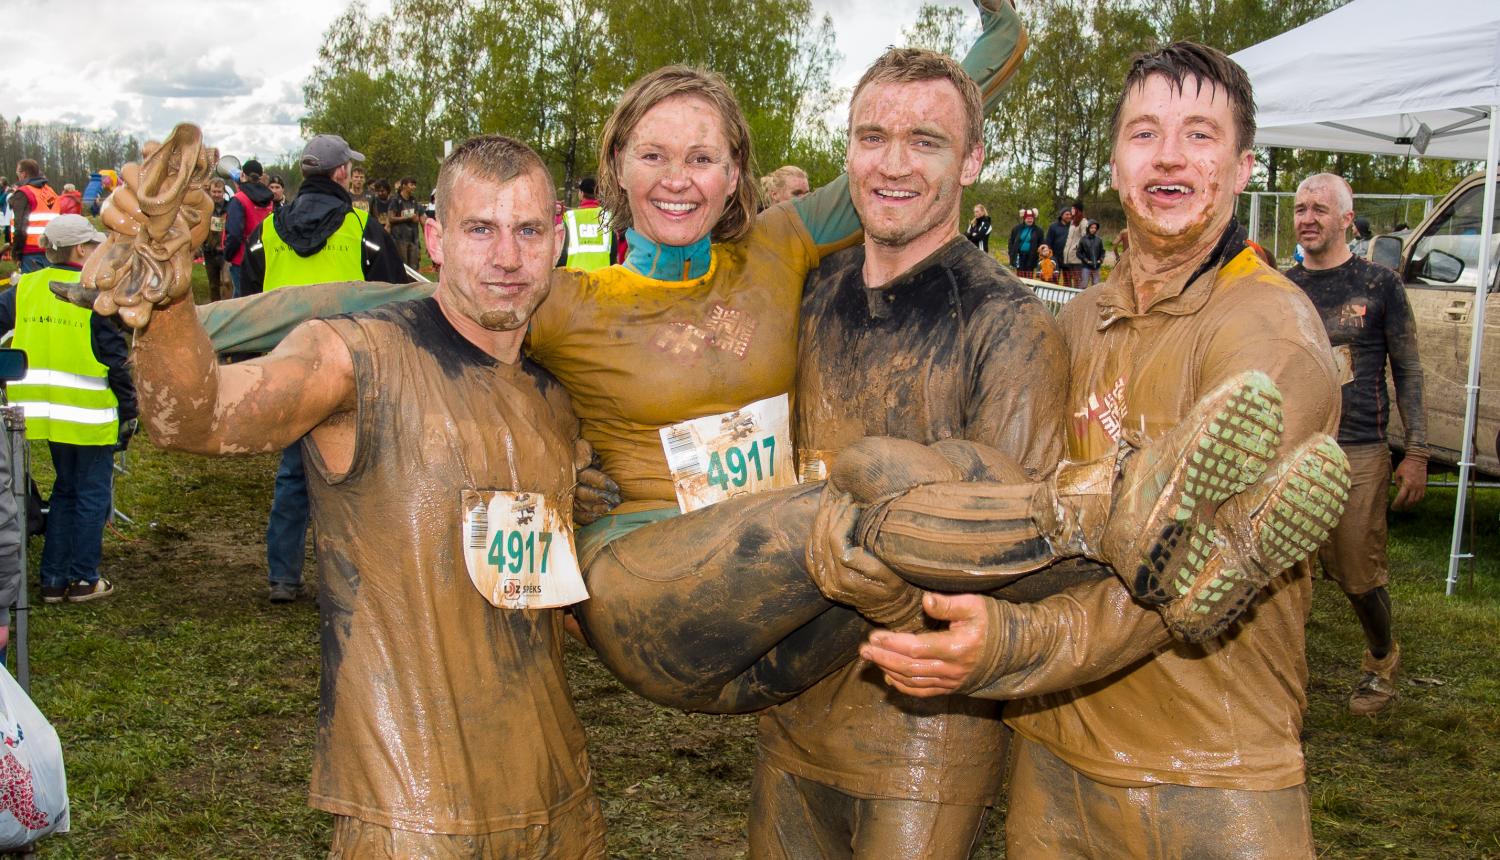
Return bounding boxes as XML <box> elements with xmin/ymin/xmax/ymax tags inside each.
<box><xmin>623</xmin><ymin>228</ymin><xmax>711</xmax><ymax>280</ymax></box>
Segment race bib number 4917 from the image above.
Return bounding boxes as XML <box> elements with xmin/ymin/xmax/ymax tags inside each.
<box><xmin>461</xmin><ymin>491</ymin><xmax>588</xmax><ymax>609</ymax></box>
<box><xmin>659</xmin><ymin>393</ymin><xmax>796</xmax><ymax>513</ymax></box>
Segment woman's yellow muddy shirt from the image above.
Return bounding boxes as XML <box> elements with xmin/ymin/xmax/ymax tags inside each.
<box><xmin>528</xmin><ymin>206</ymin><xmax>822</xmax><ymax>513</ymax></box>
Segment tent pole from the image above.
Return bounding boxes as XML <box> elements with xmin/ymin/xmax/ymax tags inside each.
<box><xmin>1446</xmin><ymin>106</ymin><xmax>1500</xmax><ymax>596</ymax></box>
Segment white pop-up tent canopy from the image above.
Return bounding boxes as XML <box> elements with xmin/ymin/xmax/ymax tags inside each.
<box><xmin>1232</xmin><ymin>0</ymin><xmax>1500</xmax><ymax>595</ymax></box>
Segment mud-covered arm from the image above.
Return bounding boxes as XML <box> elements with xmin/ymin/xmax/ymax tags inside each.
<box><xmin>198</xmin><ymin>280</ymin><xmax>434</xmax><ymax>355</ymax></box>
<box><xmin>1385</xmin><ymin>277</ymin><xmax>1427</xmax><ymax>457</ymax></box>
<box><xmin>860</xmin><ymin>580</ymin><xmax>1171</xmax><ymax>699</ymax></box>
<box><xmin>789</xmin><ymin>0</ymin><xmax>1027</xmax><ymax>250</ymax></box>
<box><xmin>136</xmin><ymin>295</ymin><xmax>355</xmax><ymax>455</ymax></box>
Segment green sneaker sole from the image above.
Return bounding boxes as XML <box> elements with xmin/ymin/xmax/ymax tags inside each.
<box><xmin>1122</xmin><ymin>371</ymin><xmax>1284</xmax><ymax>605</ymax></box>
<box><xmin>1164</xmin><ymin>435</ymin><xmax>1351</xmax><ymax>643</ymax></box>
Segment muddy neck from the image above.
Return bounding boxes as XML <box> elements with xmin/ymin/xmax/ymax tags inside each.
<box><xmin>433</xmin><ymin>290</ymin><xmax>525</xmax><ymax>365</ymax></box>
<box><xmin>863</xmin><ymin>226</ymin><xmax>962</xmax><ymax>289</ymax></box>
<box><xmin>1125</xmin><ymin>210</ymin><xmax>1235</xmax><ymax>312</ymax></box>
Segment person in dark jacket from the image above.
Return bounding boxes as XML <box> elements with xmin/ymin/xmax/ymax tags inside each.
<box><xmin>240</xmin><ymin>135</ymin><xmax>411</xmax><ymax>603</ymax></box>
<box><xmin>1077</xmin><ymin>220</ymin><xmax>1105</xmax><ymax>287</ymax></box>
<box><xmin>1008</xmin><ymin>208</ymin><xmax>1043</xmax><ymax>276</ymax></box>
<box><xmin>1043</xmin><ymin>208</ymin><xmax>1072</xmax><ymax>281</ymax></box>
<box><xmin>223</xmin><ymin>160</ymin><xmax>275</xmax><ymax>297</ymax></box>
<box><xmin>965</xmin><ymin>203</ymin><xmax>993</xmax><ymax>252</ymax></box>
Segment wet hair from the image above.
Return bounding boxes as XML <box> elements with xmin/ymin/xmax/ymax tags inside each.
<box><xmin>850</xmin><ymin>47</ymin><xmax>984</xmax><ymax>150</ymax></box>
<box><xmin>435</xmin><ymin>133</ymin><xmax>552</xmax><ymax>223</ymax></box>
<box><xmin>597</xmin><ymin>65</ymin><xmax>761</xmax><ymax>243</ymax></box>
<box><xmin>1109</xmin><ymin>41</ymin><xmax>1257</xmax><ymax>153</ymax></box>
<box><xmin>1296</xmin><ymin>172</ymin><xmax>1354</xmax><ymax>217</ymax></box>
<box><xmin>761</xmin><ymin>164</ymin><xmax>808</xmax><ymax>199</ymax></box>
<box><xmin>15</xmin><ymin>159</ymin><xmax>39</xmax><ymax>179</ymax></box>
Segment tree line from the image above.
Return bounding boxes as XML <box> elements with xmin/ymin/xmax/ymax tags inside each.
<box><xmin>0</xmin><ymin>116</ymin><xmax>141</xmax><ymax>191</ymax></box>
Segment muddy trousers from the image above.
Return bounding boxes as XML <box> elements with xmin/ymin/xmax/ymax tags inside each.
<box><xmin>748</xmin><ymin>758</ymin><xmax>989</xmax><ymax>860</ymax></box>
<box><xmin>1005</xmin><ymin>737</ymin><xmax>1315</xmax><ymax>859</ymax></box>
<box><xmin>572</xmin><ymin>448</ymin><xmax>1096</xmax><ymax>714</ymax></box>
<box><xmin>325</xmin><ymin>793</ymin><xmax>606</xmax><ymax>859</ymax></box>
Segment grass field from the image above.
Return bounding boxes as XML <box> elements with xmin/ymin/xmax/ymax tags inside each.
<box><xmin>3</xmin><ymin>261</ymin><xmax>1498</xmax><ymax>858</ymax></box>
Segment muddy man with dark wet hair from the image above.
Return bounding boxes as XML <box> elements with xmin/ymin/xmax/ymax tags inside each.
<box><xmin>859</xmin><ymin>41</ymin><xmax>1352</xmax><ymax>858</ymax></box>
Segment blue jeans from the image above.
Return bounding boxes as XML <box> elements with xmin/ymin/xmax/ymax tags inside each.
<box><xmin>19</xmin><ymin>253</ymin><xmax>47</xmax><ymax>274</ymax></box>
<box><xmin>40</xmin><ymin>442</ymin><xmax>114</xmax><ymax>589</ymax></box>
<box><xmin>228</xmin><ymin>263</ymin><xmax>243</xmax><ymax>298</ymax></box>
<box><xmin>266</xmin><ymin>443</ymin><xmax>308</xmax><ymax>587</ymax></box>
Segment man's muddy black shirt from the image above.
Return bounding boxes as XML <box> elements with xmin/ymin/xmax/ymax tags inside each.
<box><xmin>1286</xmin><ymin>255</ymin><xmax>1427</xmax><ymax>452</ymax></box>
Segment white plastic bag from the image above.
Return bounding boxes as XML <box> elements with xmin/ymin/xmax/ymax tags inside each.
<box><xmin>0</xmin><ymin>666</ymin><xmax>68</xmax><ymax>848</ymax></box>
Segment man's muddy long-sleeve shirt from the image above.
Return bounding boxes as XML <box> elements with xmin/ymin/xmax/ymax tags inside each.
<box><xmin>1286</xmin><ymin>255</ymin><xmax>1427</xmax><ymax>455</ymax></box>
<box><xmin>756</xmin><ymin>236</ymin><xmax>1069</xmax><ymax>806</ymax></box>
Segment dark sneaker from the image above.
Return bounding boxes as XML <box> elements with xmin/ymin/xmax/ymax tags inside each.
<box><xmin>40</xmin><ymin>585</ymin><xmax>68</xmax><ymax>604</ymax></box>
<box><xmin>66</xmin><ymin>578</ymin><xmax>116</xmax><ymax>603</ymax></box>
<box><xmin>1349</xmin><ymin>643</ymin><xmax>1401</xmax><ymax>716</ymax></box>
<box><xmin>268</xmin><ymin>582</ymin><xmax>301</xmax><ymax>604</ymax></box>
<box><xmin>1161</xmin><ymin>434</ymin><xmax>1352</xmax><ymax>643</ymax></box>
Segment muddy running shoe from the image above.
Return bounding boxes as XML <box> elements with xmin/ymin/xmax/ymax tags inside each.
<box><xmin>1349</xmin><ymin>643</ymin><xmax>1401</xmax><ymax>716</ymax></box>
<box><xmin>268</xmin><ymin>582</ymin><xmax>301</xmax><ymax>604</ymax></box>
<box><xmin>65</xmin><ymin>578</ymin><xmax>116</xmax><ymax>603</ymax></box>
<box><xmin>1099</xmin><ymin>371</ymin><xmax>1284</xmax><ymax>606</ymax></box>
<box><xmin>40</xmin><ymin>584</ymin><xmax>68</xmax><ymax>604</ymax></box>
<box><xmin>1159</xmin><ymin>434</ymin><xmax>1351</xmax><ymax>643</ymax></box>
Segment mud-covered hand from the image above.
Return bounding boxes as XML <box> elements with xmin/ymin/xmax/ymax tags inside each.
<box><xmin>572</xmin><ymin>439</ymin><xmax>620</xmax><ymax>526</ymax></box>
<box><xmin>860</xmin><ymin>592</ymin><xmax>1000</xmax><ymax>696</ymax></box>
<box><xmin>1391</xmin><ymin>454</ymin><xmax>1426</xmax><ymax>511</ymax></box>
<box><xmin>54</xmin><ymin>123</ymin><xmax>217</xmax><ymax>331</ymax></box>
<box><xmin>807</xmin><ymin>488</ymin><xmax>925</xmax><ymax>632</ymax></box>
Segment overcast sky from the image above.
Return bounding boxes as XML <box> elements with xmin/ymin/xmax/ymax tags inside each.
<box><xmin>5</xmin><ymin>0</ymin><xmax>965</xmax><ymax>164</ymax></box>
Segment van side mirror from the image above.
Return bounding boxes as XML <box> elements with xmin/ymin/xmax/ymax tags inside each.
<box><xmin>0</xmin><ymin>349</ymin><xmax>26</xmax><ymax>383</ymax></box>
<box><xmin>1419</xmin><ymin>249</ymin><xmax>1466</xmax><ymax>284</ymax></box>
<box><xmin>1371</xmin><ymin>235</ymin><xmax>1403</xmax><ymax>271</ymax></box>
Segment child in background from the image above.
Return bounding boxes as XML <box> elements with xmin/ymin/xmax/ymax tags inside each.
<box><xmin>1038</xmin><ymin>244</ymin><xmax>1056</xmax><ymax>283</ymax></box>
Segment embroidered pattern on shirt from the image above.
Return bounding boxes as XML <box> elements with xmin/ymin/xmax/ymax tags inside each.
<box><xmin>652</xmin><ymin>304</ymin><xmax>757</xmax><ymax>359</ymax></box>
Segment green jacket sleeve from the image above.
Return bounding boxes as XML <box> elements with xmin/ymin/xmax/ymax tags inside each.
<box><xmin>790</xmin><ymin>1</ymin><xmax>1027</xmax><ymax>250</ymax></box>
<box><xmin>198</xmin><ymin>280</ymin><xmax>435</xmax><ymax>355</ymax></box>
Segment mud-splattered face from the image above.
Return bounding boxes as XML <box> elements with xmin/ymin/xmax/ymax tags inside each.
<box><xmin>1110</xmin><ymin>73</ymin><xmax>1253</xmax><ymax>245</ymax></box>
<box><xmin>617</xmin><ymin>95</ymin><xmax>740</xmax><ymax>248</ymax></box>
<box><xmin>1293</xmin><ymin>182</ymin><xmax>1354</xmax><ymax>258</ymax></box>
<box><xmin>847</xmin><ymin>78</ymin><xmax>983</xmax><ymax>251</ymax></box>
<box><xmin>424</xmin><ymin>169</ymin><xmax>561</xmax><ymax>332</ymax></box>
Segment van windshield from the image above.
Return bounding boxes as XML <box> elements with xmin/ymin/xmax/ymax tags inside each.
<box><xmin>1409</xmin><ymin>182</ymin><xmax>1500</xmax><ymax>290</ymax></box>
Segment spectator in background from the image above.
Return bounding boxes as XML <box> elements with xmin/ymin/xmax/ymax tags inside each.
<box><xmin>240</xmin><ymin>134</ymin><xmax>409</xmax><ymax>603</ymax></box>
<box><xmin>267</xmin><ymin>175</ymin><xmax>288</xmax><ymax>212</ymax></box>
<box><xmin>1037</xmin><ymin>243</ymin><xmax>1056</xmax><ymax>282</ymax></box>
<box><xmin>965</xmin><ymin>203</ymin><xmax>993</xmax><ymax>252</ymax></box>
<box><xmin>1349</xmin><ymin>216</ymin><xmax>1373</xmax><ymax>258</ymax></box>
<box><xmin>8</xmin><ymin>159</ymin><xmax>60</xmax><ymax>273</ymax></box>
<box><xmin>761</xmin><ymin>164</ymin><xmax>810</xmax><ymax>207</ymax></box>
<box><xmin>1009</xmin><ymin>208</ymin><xmax>1042</xmax><ymax>276</ymax></box>
<box><xmin>348</xmin><ymin>166</ymin><xmax>376</xmax><ymax>216</ymax></box>
<box><xmin>561</xmin><ymin>176</ymin><xmax>613</xmax><ymax>271</ymax></box>
<box><xmin>1077</xmin><ymin>220</ymin><xmax>1105</xmax><ymax>287</ymax></box>
<box><xmin>1043</xmin><ymin>208</ymin><xmax>1071</xmax><ymax>284</ymax></box>
<box><xmin>370</xmin><ymin>178</ymin><xmax>392</xmax><ymax>231</ymax></box>
<box><xmin>204</xmin><ymin>178</ymin><xmax>230</xmax><ymax>301</ymax></box>
<box><xmin>0</xmin><ymin>177</ymin><xmax>11</xmax><ymax>249</ymax></box>
<box><xmin>57</xmin><ymin>184</ymin><xmax>83</xmax><ymax>216</ymax></box>
<box><xmin>386</xmin><ymin>176</ymin><xmax>423</xmax><ymax>270</ymax></box>
<box><xmin>223</xmin><ymin>159</ymin><xmax>275</xmax><ymax>297</ymax></box>
<box><xmin>0</xmin><ymin>215</ymin><xmax>137</xmax><ymax>605</ymax></box>
<box><xmin>1061</xmin><ymin>198</ymin><xmax>1089</xmax><ymax>287</ymax></box>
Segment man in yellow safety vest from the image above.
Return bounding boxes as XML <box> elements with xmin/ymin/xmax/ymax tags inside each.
<box><xmin>0</xmin><ymin>214</ymin><xmax>137</xmax><ymax>603</ymax></box>
<box><xmin>241</xmin><ymin>134</ymin><xmax>410</xmax><ymax>603</ymax></box>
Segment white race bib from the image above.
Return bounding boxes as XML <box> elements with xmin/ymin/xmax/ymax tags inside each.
<box><xmin>659</xmin><ymin>393</ymin><xmax>796</xmax><ymax>513</ymax></box>
<box><xmin>461</xmin><ymin>491</ymin><xmax>588</xmax><ymax>609</ymax></box>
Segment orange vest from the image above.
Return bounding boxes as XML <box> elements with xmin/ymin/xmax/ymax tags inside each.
<box><xmin>18</xmin><ymin>183</ymin><xmax>60</xmax><ymax>255</ymax></box>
